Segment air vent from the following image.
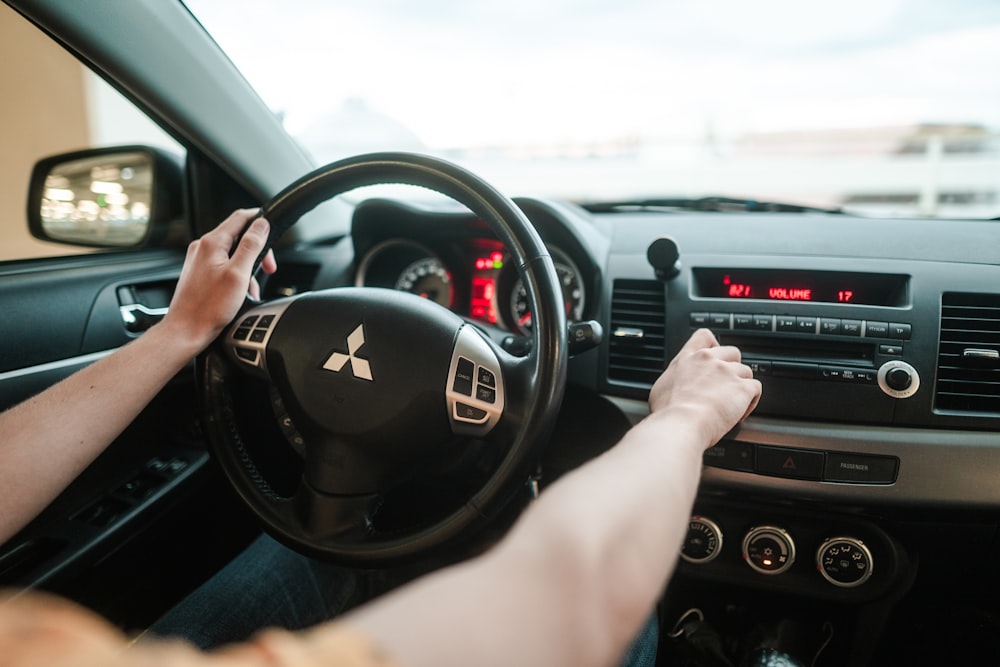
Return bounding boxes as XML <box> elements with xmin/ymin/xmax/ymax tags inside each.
<box><xmin>607</xmin><ymin>279</ymin><xmax>666</xmax><ymax>386</ymax></box>
<box><xmin>263</xmin><ymin>262</ymin><xmax>320</xmax><ymax>299</ymax></box>
<box><xmin>935</xmin><ymin>292</ymin><xmax>1000</xmax><ymax>414</ymax></box>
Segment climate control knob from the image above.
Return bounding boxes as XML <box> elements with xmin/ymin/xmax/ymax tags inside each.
<box><xmin>816</xmin><ymin>537</ymin><xmax>873</xmax><ymax>587</ymax></box>
<box><xmin>681</xmin><ymin>516</ymin><xmax>723</xmax><ymax>564</ymax></box>
<box><xmin>877</xmin><ymin>360</ymin><xmax>919</xmax><ymax>398</ymax></box>
<box><xmin>742</xmin><ymin>526</ymin><xmax>795</xmax><ymax>575</ymax></box>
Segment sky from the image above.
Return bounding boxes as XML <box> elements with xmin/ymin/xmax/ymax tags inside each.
<box><xmin>184</xmin><ymin>0</ymin><xmax>1000</xmax><ymax>151</ymax></box>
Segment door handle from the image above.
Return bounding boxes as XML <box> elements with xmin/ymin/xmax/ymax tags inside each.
<box><xmin>120</xmin><ymin>304</ymin><xmax>168</xmax><ymax>333</ymax></box>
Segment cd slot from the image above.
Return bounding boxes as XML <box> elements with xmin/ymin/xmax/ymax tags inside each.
<box><xmin>718</xmin><ymin>334</ymin><xmax>875</xmax><ymax>367</ymax></box>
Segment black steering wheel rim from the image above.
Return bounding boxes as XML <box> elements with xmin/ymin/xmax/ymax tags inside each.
<box><xmin>199</xmin><ymin>152</ymin><xmax>568</xmax><ymax>566</ymax></box>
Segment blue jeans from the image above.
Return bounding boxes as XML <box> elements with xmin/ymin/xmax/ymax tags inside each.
<box><xmin>151</xmin><ymin>533</ymin><xmax>658</xmax><ymax>666</ymax></box>
<box><xmin>151</xmin><ymin>534</ymin><xmax>360</xmax><ymax>648</ymax></box>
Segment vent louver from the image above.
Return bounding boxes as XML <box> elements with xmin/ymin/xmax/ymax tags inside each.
<box><xmin>607</xmin><ymin>279</ymin><xmax>666</xmax><ymax>386</ymax></box>
<box><xmin>935</xmin><ymin>292</ymin><xmax>1000</xmax><ymax>414</ymax></box>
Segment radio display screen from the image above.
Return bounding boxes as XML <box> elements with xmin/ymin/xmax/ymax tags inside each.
<box><xmin>692</xmin><ymin>268</ymin><xmax>909</xmax><ymax>306</ymax></box>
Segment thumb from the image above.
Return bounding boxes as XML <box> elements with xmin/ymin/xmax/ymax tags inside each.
<box><xmin>230</xmin><ymin>217</ymin><xmax>271</xmax><ymax>274</ymax></box>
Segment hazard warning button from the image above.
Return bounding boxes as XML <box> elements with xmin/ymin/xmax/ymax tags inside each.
<box><xmin>755</xmin><ymin>445</ymin><xmax>825</xmax><ymax>480</ymax></box>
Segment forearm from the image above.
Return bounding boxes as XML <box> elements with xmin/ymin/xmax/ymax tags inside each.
<box><xmin>345</xmin><ymin>410</ymin><xmax>708</xmax><ymax>667</ymax></box>
<box><xmin>0</xmin><ymin>322</ymin><xmax>202</xmax><ymax>543</ymax></box>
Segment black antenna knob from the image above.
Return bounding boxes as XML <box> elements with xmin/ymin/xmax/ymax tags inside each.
<box><xmin>647</xmin><ymin>236</ymin><xmax>681</xmax><ymax>280</ymax></box>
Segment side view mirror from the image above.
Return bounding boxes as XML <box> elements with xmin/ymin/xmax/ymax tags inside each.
<box><xmin>27</xmin><ymin>145</ymin><xmax>183</xmax><ymax>249</ymax></box>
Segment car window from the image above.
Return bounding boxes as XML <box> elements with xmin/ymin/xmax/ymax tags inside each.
<box><xmin>0</xmin><ymin>4</ymin><xmax>183</xmax><ymax>262</ymax></box>
<box><xmin>185</xmin><ymin>0</ymin><xmax>1000</xmax><ymax>219</ymax></box>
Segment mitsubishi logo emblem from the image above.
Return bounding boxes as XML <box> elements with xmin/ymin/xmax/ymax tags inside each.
<box><xmin>323</xmin><ymin>324</ymin><xmax>373</xmax><ymax>381</ymax></box>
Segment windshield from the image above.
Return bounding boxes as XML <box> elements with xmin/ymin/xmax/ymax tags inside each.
<box><xmin>185</xmin><ymin>0</ymin><xmax>1000</xmax><ymax>219</ymax></box>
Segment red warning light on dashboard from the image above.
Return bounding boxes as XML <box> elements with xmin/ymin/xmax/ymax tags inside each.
<box><xmin>475</xmin><ymin>252</ymin><xmax>505</xmax><ymax>271</ymax></box>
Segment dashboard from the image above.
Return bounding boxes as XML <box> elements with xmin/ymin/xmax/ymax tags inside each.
<box><xmin>276</xmin><ymin>194</ymin><xmax>1000</xmax><ymax>617</ymax></box>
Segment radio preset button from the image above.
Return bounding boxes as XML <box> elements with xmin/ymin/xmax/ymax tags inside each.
<box><xmin>840</xmin><ymin>319</ymin><xmax>862</xmax><ymax>336</ymax></box>
<box><xmin>734</xmin><ymin>314</ymin><xmax>755</xmax><ymax>330</ymax></box>
<box><xmin>796</xmin><ymin>316</ymin><xmax>818</xmax><ymax>334</ymax></box>
<box><xmin>746</xmin><ymin>360</ymin><xmax>771</xmax><ymax>376</ymax></box>
<box><xmin>776</xmin><ymin>316</ymin><xmax>797</xmax><ymax>332</ymax></box>
<box><xmin>753</xmin><ymin>314</ymin><xmax>774</xmax><ymax>331</ymax></box>
<box><xmin>819</xmin><ymin>318</ymin><xmax>841</xmax><ymax>334</ymax></box>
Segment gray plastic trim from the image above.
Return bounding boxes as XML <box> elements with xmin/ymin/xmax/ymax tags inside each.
<box><xmin>606</xmin><ymin>396</ymin><xmax>1000</xmax><ymax>508</ymax></box>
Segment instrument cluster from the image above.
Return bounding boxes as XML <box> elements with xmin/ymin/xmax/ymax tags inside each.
<box><xmin>355</xmin><ymin>236</ymin><xmax>586</xmax><ymax>335</ymax></box>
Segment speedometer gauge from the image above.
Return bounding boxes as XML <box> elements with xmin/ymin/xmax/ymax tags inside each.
<box><xmin>394</xmin><ymin>257</ymin><xmax>454</xmax><ymax>308</ymax></box>
<box><xmin>509</xmin><ymin>255</ymin><xmax>585</xmax><ymax>335</ymax></box>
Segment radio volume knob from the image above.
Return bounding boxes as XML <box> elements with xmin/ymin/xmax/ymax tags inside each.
<box><xmin>877</xmin><ymin>360</ymin><xmax>919</xmax><ymax>398</ymax></box>
<box><xmin>886</xmin><ymin>368</ymin><xmax>912</xmax><ymax>391</ymax></box>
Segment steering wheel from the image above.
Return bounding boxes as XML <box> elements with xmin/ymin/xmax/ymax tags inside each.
<box><xmin>198</xmin><ymin>152</ymin><xmax>568</xmax><ymax>566</ymax></box>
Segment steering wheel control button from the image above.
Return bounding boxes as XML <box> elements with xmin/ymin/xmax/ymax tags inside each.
<box><xmin>756</xmin><ymin>446</ymin><xmax>825</xmax><ymax>480</ymax></box>
<box><xmin>453</xmin><ymin>357</ymin><xmax>475</xmax><ymax>396</ymax></box>
<box><xmin>455</xmin><ymin>402</ymin><xmax>488</xmax><ymax>422</ymax></box>
<box><xmin>447</xmin><ymin>326</ymin><xmax>505</xmax><ymax>436</ymax></box>
<box><xmin>681</xmin><ymin>516</ymin><xmax>724</xmax><ymax>564</ymax></box>
<box><xmin>226</xmin><ymin>298</ymin><xmax>297</xmax><ymax>374</ymax></box>
<box><xmin>235</xmin><ymin>348</ymin><xmax>259</xmax><ymax>364</ymax></box>
<box><xmin>743</xmin><ymin>526</ymin><xmax>795</xmax><ymax>575</ymax></box>
<box><xmin>816</xmin><ymin>537</ymin><xmax>873</xmax><ymax>587</ymax></box>
<box><xmin>477</xmin><ymin>367</ymin><xmax>496</xmax><ymax>388</ymax></box>
<box><xmin>703</xmin><ymin>440</ymin><xmax>755</xmax><ymax>472</ymax></box>
<box><xmin>824</xmin><ymin>452</ymin><xmax>898</xmax><ymax>484</ymax></box>
<box><xmin>877</xmin><ymin>360</ymin><xmax>920</xmax><ymax>398</ymax></box>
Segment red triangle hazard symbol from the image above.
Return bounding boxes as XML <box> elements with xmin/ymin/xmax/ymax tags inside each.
<box><xmin>782</xmin><ymin>456</ymin><xmax>797</xmax><ymax>470</ymax></box>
